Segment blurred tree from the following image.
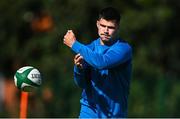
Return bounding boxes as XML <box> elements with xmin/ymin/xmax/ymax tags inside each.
<box><xmin>0</xmin><ymin>0</ymin><xmax>179</xmax><ymax>118</ymax></box>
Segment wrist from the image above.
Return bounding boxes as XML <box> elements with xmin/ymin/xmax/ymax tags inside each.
<box><xmin>70</xmin><ymin>40</ymin><xmax>76</xmax><ymax>48</ymax></box>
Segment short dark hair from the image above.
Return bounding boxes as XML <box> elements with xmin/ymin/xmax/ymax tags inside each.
<box><xmin>98</xmin><ymin>7</ymin><xmax>121</xmax><ymax>23</ymax></box>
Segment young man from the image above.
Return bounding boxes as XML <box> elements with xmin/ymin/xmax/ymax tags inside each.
<box><xmin>63</xmin><ymin>7</ymin><xmax>132</xmax><ymax>118</ymax></box>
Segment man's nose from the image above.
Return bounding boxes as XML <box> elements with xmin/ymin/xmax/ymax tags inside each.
<box><xmin>104</xmin><ymin>27</ymin><xmax>109</xmax><ymax>32</ymax></box>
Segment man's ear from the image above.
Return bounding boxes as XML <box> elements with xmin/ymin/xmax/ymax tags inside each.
<box><xmin>96</xmin><ymin>20</ymin><xmax>99</xmax><ymax>28</ymax></box>
<box><xmin>116</xmin><ymin>22</ymin><xmax>120</xmax><ymax>29</ymax></box>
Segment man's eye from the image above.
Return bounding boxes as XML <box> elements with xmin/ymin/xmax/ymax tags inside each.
<box><xmin>108</xmin><ymin>26</ymin><xmax>115</xmax><ymax>29</ymax></box>
<box><xmin>100</xmin><ymin>24</ymin><xmax>115</xmax><ymax>29</ymax></box>
<box><xmin>100</xmin><ymin>24</ymin><xmax>106</xmax><ymax>27</ymax></box>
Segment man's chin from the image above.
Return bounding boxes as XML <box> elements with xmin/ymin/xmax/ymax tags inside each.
<box><xmin>101</xmin><ymin>37</ymin><xmax>111</xmax><ymax>42</ymax></box>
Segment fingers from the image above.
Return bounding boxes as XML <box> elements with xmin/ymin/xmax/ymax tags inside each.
<box><xmin>75</xmin><ymin>56</ymin><xmax>83</xmax><ymax>65</ymax></box>
<box><xmin>65</xmin><ymin>30</ymin><xmax>73</xmax><ymax>36</ymax></box>
<box><xmin>63</xmin><ymin>30</ymin><xmax>73</xmax><ymax>41</ymax></box>
<box><xmin>75</xmin><ymin>53</ymin><xmax>81</xmax><ymax>59</ymax></box>
<box><xmin>74</xmin><ymin>56</ymin><xmax>83</xmax><ymax>64</ymax></box>
<box><xmin>76</xmin><ymin>60</ymin><xmax>83</xmax><ymax>69</ymax></box>
<box><xmin>74</xmin><ymin>54</ymin><xmax>80</xmax><ymax>63</ymax></box>
<box><xmin>74</xmin><ymin>54</ymin><xmax>84</xmax><ymax>68</ymax></box>
<box><xmin>67</xmin><ymin>30</ymin><xmax>72</xmax><ymax>33</ymax></box>
<box><xmin>63</xmin><ymin>30</ymin><xmax>76</xmax><ymax>48</ymax></box>
<box><xmin>75</xmin><ymin>54</ymin><xmax>83</xmax><ymax>61</ymax></box>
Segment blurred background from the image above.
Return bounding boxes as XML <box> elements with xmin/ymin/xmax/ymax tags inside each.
<box><xmin>0</xmin><ymin>0</ymin><xmax>179</xmax><ymax>118</ymax></box>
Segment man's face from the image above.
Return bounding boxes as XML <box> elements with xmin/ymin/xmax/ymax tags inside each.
<box><xmin>97</xmin><ymin>18</ymin><xmax>119</xmax><ymax>43</ymax></box>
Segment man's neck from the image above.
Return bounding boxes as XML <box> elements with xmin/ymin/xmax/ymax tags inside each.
<box><xmin>100</xmin><ymin>37</ymin><xmax>118</xmax><ymax>46</ymax></box>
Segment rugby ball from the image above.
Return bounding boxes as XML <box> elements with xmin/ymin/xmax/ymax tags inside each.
<box><xmin>14</xmin><ymin>66</ymin><xmax>42</xmax><ymax>92</ymax></box>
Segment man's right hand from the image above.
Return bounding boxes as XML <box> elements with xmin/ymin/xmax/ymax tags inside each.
<box><xmin>74</xmin><ymin>53</ymin><xmax>84</xmax><ymax>69</ymax></box>
<box><xmin>63</xmin><ymin>30</ymin><xmax>76</xmax><ymax>48</ymax></box>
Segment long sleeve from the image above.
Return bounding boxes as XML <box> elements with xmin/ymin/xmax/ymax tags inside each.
<box><xmin>74</xmin><ymin>66</ymin><xmax>87</xmax><ymax>88</ymax></box>
<box><xmin>73</xmin><ymin>38</ymin><xmax>132</xmax><ymax>117</ymax></box>
<box><xmin>71</xmin><ymin>40</ymin><xmax>132</xmax><ymax>70</ymax></box>
<box><xmin>73</xmin><ymin>42</ymin><xmax>94</xmax><ymax>89</ymax></box>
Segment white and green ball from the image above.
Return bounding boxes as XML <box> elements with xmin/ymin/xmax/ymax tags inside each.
<box><xmin>14</xmin><ymin>66</ymin><xmax>42</xmax><ymax>92</ymax></box>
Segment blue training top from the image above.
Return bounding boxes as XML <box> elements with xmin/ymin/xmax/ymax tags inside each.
<box><xmin>71</xmin><ymin>38</ymin><xmax>132</xmax><ymax>118</ymax></box>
